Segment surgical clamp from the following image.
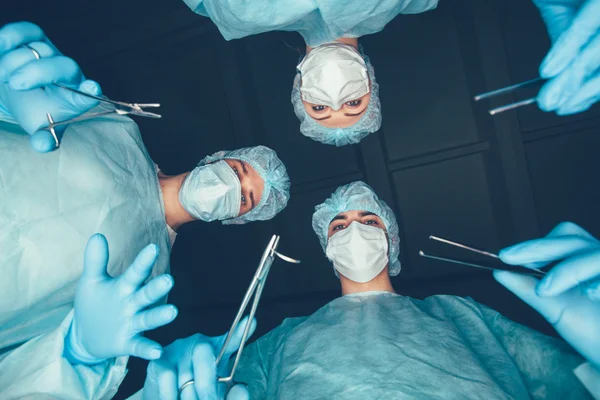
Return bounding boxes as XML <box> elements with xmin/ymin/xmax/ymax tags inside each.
<box><xmin>25</xmin><ymin>45</ymin><xmax>161</xmax><ymax>148</ymax></box>
<box><xmin>178</xmin><ymin>235</ymin><xmax>301</xmax><ymax>396</ymax></box>
<box><xmin>419</xmin><ymin>235</ymin><xmax>546</xmax><ymax>277</ymax></box>
<box><xmin>474</xmin><ymin>77</ymin><xmax>545</xmax><ymax>115</ymax></box>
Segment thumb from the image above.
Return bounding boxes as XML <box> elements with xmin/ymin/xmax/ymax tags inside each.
<box><xmin>227</xmin><ymin>384</ymin><xmax>250</xmax><ymax>400</ymax></box>
<box><xmin>68</xmin><ymin>79</ymin><xmax>102</xmax><ymax>111</ymax></box>
<box><xmin>82</xmin><ymin>233</ymin><xmax>110</xmax><ymax>280</ymax></box>
<box><xmin>220</xmin><ymin>316</ymin><xmax>257</xmax><ymax>358</ymax></box>
<box><xmin>493</xmin><ymin>270</ymin><xmax>568</xmax><ymax>325</ymax></box>
<box><xmin>30</xmin><ymin>129</ymin><xmax>58</xmax><ymax>152</ymax></box>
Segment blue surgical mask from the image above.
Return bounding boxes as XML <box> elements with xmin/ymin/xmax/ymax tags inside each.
<box><xmin>178</xmin><ymin>160</ymin><xmax>241</xmax><ymax>222</ymax></box>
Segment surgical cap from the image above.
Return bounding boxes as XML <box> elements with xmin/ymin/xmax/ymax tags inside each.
<box><xmin>291</xmin><ymin>54</ymin><xmax>382</xmax><ymax>147</ymax></box>
<box><xmin>312</xmin><ymin>181</ymin><xmax>401</xmax><ymax>276</ymax></box>
<box><xmin>198</xmin><ymin>145</ymin><xmax>290</xmax><ymax>225</ymax></box>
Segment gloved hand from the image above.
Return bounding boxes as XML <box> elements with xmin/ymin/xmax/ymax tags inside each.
<box><xmin>0</xmin><ymin>21</ymin><xmax>101</xmax><ymax>152</ymax></box>
<box><xmin>496</xmin><ymin>221</ymin><xmax>600</xmax><ymax>368</ymax></box>
<box><xmin>64</xmin><ymin>234</ymin><xmax>178</xmax><ymax>365</ymax></box>
<box><xmin>142</xmin><ymin>316</ymin><xmax>257</xmax><ymax>400</ymax></box>
<box><xmin>533</xmin><ymin>0</ymin><xmax>600</xmax><ymax>115</ymax></box>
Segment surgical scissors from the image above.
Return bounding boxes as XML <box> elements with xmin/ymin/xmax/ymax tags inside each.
<box><xmin>24</xmin><ymin>45</ymin><xmax>161</xmax><ymax>147</ymax></box>
<box><xmin>178</xmin><ymin>235</ymin><xmax>301</xmax><ymax>397</ymax></box>
<box><xmin>474</xmin><ymin>77</ymin><xmax>545</xmax><ymax>115</ymax></box>
<box><xmin>419</xmin><ymin>235</ymin><xmax>546</xmax><ymax>277</ymax></box>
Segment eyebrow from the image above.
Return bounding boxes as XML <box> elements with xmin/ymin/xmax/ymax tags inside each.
<box><xmin>360</xmin><ymin>211</ymin><xmax>377</xmax><ymax>217</ymax></box>
<box><xmin>314</xmin><ymin>115</ymin><xmax>331</xmax><ymax>121</ymax></box>
<box><xmin>344</xmin><ymin>108</ymin><xmax>367</xmax><ymax>117</ymax></box>
<box><xmin>331</xmin><ymin>214</ymin><xmax>347</xmax><ymax>222</ymax></box>
<box><xmin>238</xmin><ymin>160</ymin><xmax>256</xmax><ymax>209</ymax></box>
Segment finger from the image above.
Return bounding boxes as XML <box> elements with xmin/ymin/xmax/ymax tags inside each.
<box><xmin>119</xmin><ymin>243</ymin><xmax>159</xmax><ymax>289</ymax></box>
<box><xmin>0</xmin><ymin>22</ymin><xmax>46</xmax><ymax>53</ymax></box>
<box><xmin>82</xmin><ymin>233</ymin><xmax>110</xmax><ymax>280</ymax></box>
<box><xmin>131</xmin><ymin>304</ymin><xmax>178</xmax><ymax>333</ymax></box>
<box><xmin>132</xmin><ymin>274</ymin><xmax>175</xmax><ymax>309</ymax></box>
<box><xmin>192</xmin><ymin>342</ymin><xmax>218</xmax><ymax>400</ymax></box>
<box><xmin>582</xmin><ymin>276</ymin><xmax>600</xmax><ymax>300</ymax></box>
<box><xmin>9</xmin><ymin>56</ymin><xmax>82</xmax><ymax>90</ymax></box>
<box><xmin>69</xmin><ymin>79</ymin><xmax>102</xmax><ymax>109</ymax></box>
<box><xmin>499</xmin><ymin>235</ymin><xmax>598</xmax><ymax>266</ymax></box>
<box><xmin>30</xmin><ymin>130</ymin><xmax>59</xmax><ymax>153</ymax></box>
<box><xmin>536</xmin><ymin>247</ymin><xmax>600</xmax><ymax>296</ymax></box>
<box><xmin>128</xmin><ymin>336</ymin><xmax>163</xmax><ymax>361</ymax></box>
<box><xmin>546</xmin><ymin>221</ymin><xmax>596</xmax><ymax>239</ymax></box>
<box><xmin>227</xmin><ymin>384</ymin><xmax>250</xmax><ymax>400</ymax></box>
<box><xmin>557</xmin><ymin>72</ymin><xmax>600</xmax><ymax>115</ymax></box>
<box><xmin>220</xmin><ymin>316</ymin><xmax>257</xmax><ymax>358</ymax></box>
<box><xmin>540</xmin><ymin>0</ymin><xmax>600</xmax><ymax>78</ymax></box>
<box><xmin>145</xmin><ymin>358</ymin><xmax>179</xmax><ymax>400</ymax></box>
<box><xmin>0</xmin><ymin>41</ymin><xmax>55</xmax><ymax>82</ymax></box>
<box><xmin>493</xmin><ymin>270</ymin><xmax>567</xmax><ymax>325</ymax></box>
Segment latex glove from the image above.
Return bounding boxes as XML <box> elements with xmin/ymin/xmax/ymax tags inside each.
<box><xmin>0</xmin><ymin>21</ymin><xmax>101</xmax><ymax>152</ymax></box>
<box><xmin>496</xmin><ymin>221</ymin><xmax>600</xmax><ymax>368</ymax></box>
<box><xmin>142</xmin><ymin>316</ymin><xmax>257</xmax><ymax>400</ymax></box>
<box><xmin>64</xmin><ymin>234</ymin><xmax>178</xmax><ymax>365</ymax></box>
<box><xmin>533</xmin><ymin>0</ymin><xmax>600</xmax><ymax>115</ymax></box>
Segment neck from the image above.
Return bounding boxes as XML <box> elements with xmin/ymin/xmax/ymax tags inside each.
<box><xmin>306</xmin><ymin>37</ymin><xmax>359</xmax><ymax>53</ymax></box>
<box><xmin>159</xmin><ymin>172</ymin><xmax>196</xmax><ymax>231</ymax></box>
<box><xmin>339</xmin><ymin>266</ymin><xmax>396</xmax><ymax>296</ymax></box>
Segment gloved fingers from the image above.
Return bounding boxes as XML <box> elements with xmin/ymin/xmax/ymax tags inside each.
<box><xmin>82</xmin><ymin>233</ymin><xmax>110</xmax><ymax>280</ymax></box>
<box><xmin>131</xmin><ymin>304</ymin><xmax>178</xmax><ymax>333</ymax></box>
<box><xmin>582</xmin><ymin>276</ymin><xmax>600</xmax><ymax>300</ymax></box>
<box><xmin>9</xmin><ymin>55</ymin><xmax>83</xmax><ymax>90</ymax></box>
<box><xmin>546</xmin><ymin>221</ymin><xmax>597</xmax><ymax>240</ymax></box>
<box><xmin>219</xmin><ymin>316</ymin><xmax>257</xmax><ymax>359</ymax></box>
<box><xmin>119</xmin><ymin>243</ymin><xmax>159</xmax><ymax>289</ymax></box>
<box><xmin>0</xmin><ymin>41</ymin><xmax>55</xmax><ymax>82</ymax></box>
<box><xmin>145</xmin><ymin>358</ymin><xmax>179</xmax><ymax>400</ymax></box>
<box><xmin>128</xmin><ymin>335</ymin><xmax>163</xmax><ymax>361</ymax></box>
<box><xmin>557</xmin><ymin>71</ymin><xmax>600</xmax><ymax>115</ymax></box>
<box><xmin>191</xmin><ymin>342</ymin><xmax>218</xmax><ymax>400</ymax></box>
<box><xmin>0</xmin><ymin>22</ymin><xmax>46</xmax><ymax>54</ymax></box>
<box><xmin>499</xmin><ymin>235</ymin><xmax>598</xmax><ymax>266</ymax></box>
<box><xmin>226</xmin><ymin>384</ymin><xmax>250</xmax><ymax>400</ymax></box>
<box><xmin>540</xmin><ymin>0</ymin><xmax>600</xmax><ymax>78</ymax></box>
<box><xmin>132</xmin><ymin>274</ymin><xmax>175</xmax><ymax>309</ymax></box>
<box><xmin>538</xmin><ymin>248</ymin><xmax>600</xmax><ymax>296</ymax></box>
<box><xmin>493</xmin><ymin>270</ymin><xmax>567</xmax><ymax>325</ymax></box>
<box><xmin>70</xmin><ymin>79</ymin><xmax>102</xmax><ymax>108</ymax></box>
<box><xmin>30</xmin><ymin>129</ymin><xmax>60</xmax><ymax>153</ymax></box>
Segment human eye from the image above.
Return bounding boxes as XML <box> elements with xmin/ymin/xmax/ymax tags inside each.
<box><xmin>345</xmin><ymin>99</ymin><xmax>361</xmax><ymax>108</ymax></box>
<box><xmin>332</xmin><ymin>224</ymin><xmax>346</xmax><ymax>231</ymax></box>
<box><xmin>312</xmin><ymin>105</ymin><xmax>328</xmax><ymax>112</ymax></box>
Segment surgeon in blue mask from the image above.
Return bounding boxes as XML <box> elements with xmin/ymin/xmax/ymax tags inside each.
<box><xmin>227</xmin><ymin>181</ymin><xmax>598</xmax><ymax>399</ymax></box>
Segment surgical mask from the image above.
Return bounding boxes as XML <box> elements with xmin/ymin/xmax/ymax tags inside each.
<box><xmin>325</xmin><ymin>221</ymin><xmax>389</xmax><ymax>283</ymax></box>
<box><xmin>178</xmin><ymin>160</ymin><xmax>241</xmax><ymax>222</ymax></box>
<box><xmin>297</xmin><ymin>43</ymin><xmax>370</xmax><ymax>111</ymax></box>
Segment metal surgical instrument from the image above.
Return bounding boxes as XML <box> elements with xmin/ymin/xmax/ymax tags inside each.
<box><xmin>24</xmin><ymin>45</ymin><xmax>161</xmax><ymax>148</ymax></box>
<box><xmin>178</xmin><ymin>235</ymin><xmax>301</xmax><ymax>397</ymax></box>
<box><xmin>419</xmin><ymin>235</ymin><xmax>546</xmax><ymax>277</ymax></box>
<box><xmin>474</xmin><ymin>77</ymin><xmax>545</xmax><ymax>115</ymax></box>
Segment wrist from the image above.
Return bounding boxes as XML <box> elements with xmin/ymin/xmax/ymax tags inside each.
<box><xmin>63</xmin><ymin>318</ymin><xmax>105</xmax><ymax>365</ymax></box>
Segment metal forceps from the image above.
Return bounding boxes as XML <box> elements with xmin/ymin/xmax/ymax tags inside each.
<box><xmin>178</xmin><ymin>235</ymin><xmax>301</xmax><ymax>396</ymax></box>
<box><xmin>25</xmin><ymin>45</ymin><xmax>161</xmax><ymax>148</ymax></box>
<box><xmin>474</xmin><ymin>77</ymin><xmax>545</xmax><ymax>115</ymax></box>
<box><xmin>419</xmin><ymin>235</ymin><xmax>546</xmax><ymax>277</ymax></box>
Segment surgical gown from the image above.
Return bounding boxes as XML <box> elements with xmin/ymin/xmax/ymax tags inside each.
<box><xmin>182</xmin><ymin>0</ymin><xmax>439</xmax><ymax>47</ymax></box>
<box><xmin>0</xmin><ymin>115</ymin><xmax>171</xmax><ymax>399</ymax></box>
<box><xmin>235</xmin><ymin>291</ymin><xmax>595</xmax><ymax>399</ymax></box>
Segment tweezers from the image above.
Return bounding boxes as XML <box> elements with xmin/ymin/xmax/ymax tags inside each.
<box><xmin>474</xmin><ymin>77</ymin><xmax>545</xmax><ymax>115</ymax></box>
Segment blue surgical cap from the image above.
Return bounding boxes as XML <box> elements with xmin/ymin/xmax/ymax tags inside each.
<box><xmin>199</xmin><ymin>145</ymin><xmax>290</xmax><ymax>225</ymax></box>
<box><xmin>312</xmin><ymin>181</ymin><xmax>401</xmax><ymax>276</ymax></box>
<box><xmin>291</xmin><ymin>54</ymin><xmax>382</xmax><ymax>147</ymax></box>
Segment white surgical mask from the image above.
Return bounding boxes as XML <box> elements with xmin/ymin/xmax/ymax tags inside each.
<box><xmin>297</xmin><ymin>43</ymin><xmax>370</xmax><ymax>111</ymax></box>
<box><xmin>178</xmin><ymin>160</ymin><xmax>241</xmax><ymax>222</ymax></box>
<box><xmin>325</xmin><ymin>221</ymin><xmax>389</xmax><ymax>283</ymax></box>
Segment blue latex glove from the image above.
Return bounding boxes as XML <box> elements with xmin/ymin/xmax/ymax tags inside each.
<box><xmin>0</xmin><ymin>22</ymin><xmax>101</xmax><ymax>152</ymax></box>
<box><xmin>534</xmin><ymin>0</ymin><xmax>600</xmax><ymax>115</ymax></box>
<box><xmin>142</xmin><ymin>316</ymin><xmax>257</xmax><ymax>400</ymax></box>
<box><xmin>64</xmin><ymin>234</ymin><xmax>178</xmax><ymax>364</ymax></box>
<box><xmin>496</xmin><ymin>221</ymin><xmax>600</xmax><ymax>368</ymax></box>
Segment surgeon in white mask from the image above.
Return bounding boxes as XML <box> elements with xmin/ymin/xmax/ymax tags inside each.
<box><xmin>158</xmin><ymin>145</ymin><xmax>291</xmax><ymax>245</ymax></box>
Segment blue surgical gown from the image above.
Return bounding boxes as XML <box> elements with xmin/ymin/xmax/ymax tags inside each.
<box><xmin>235</xmin><ymin>291</ymin><xmax>595</xmax><ymax>399</ymax></box>
<box><xmin>182</xmin><ymin>0</ymin><xmax>439</xmax><ymax>47</ymax></box>
<box><xmin>0</xmin><ymin>114</ymin><xmax>171</xmax><ymax>399</ymax></box>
